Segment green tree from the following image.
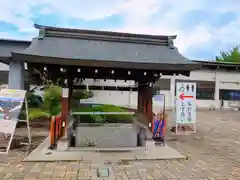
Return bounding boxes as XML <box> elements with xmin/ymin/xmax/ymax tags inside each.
<box><xmin>27</xmin><ymin>69</ymin><xmax>93</xmax><ymax>118</ymax></box>
<box><xmin>71</xmin><ymin>89</ymin><xmax>93</xmax><ymax>107</ymax></box>
<box><xmin>216</xmin><ymin>45</ymin><xmax>240</xmax><ymax>63</ymax></box>
<box><xmin>41</xmin><ymin>85</ymin><xmax>62</xmax><ymax>116</ymax></box>
<box><xmin>42</xmin><ymin>86</ymin><xmax>93</xmax><ymax>116</ymax></box>
<box><xmin>26</xmin><ymin>92</ymin><xmax>43</xmax><ymax>108</ymax></box>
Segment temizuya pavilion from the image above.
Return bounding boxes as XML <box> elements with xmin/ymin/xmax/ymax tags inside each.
<box><xmin>0</xmin><ymin>24</ymin><xmax>201</xmax><ymax>134</ymax></box>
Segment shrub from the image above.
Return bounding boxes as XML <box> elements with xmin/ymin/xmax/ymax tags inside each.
<box><xmin>28</xmin><ymin>108</ymin><xmax>50</xmax><ymax>120</ymax></box>
<box><xmin>71</xmin><ymin>89</ymin><xmax>93</xmax><ymax>107</ymax></box>
<box><xmin>19</xmin><ymin>110</ymin><xmax>26</xmax><ymax>120</ymax></box>
<box><xmin>71</xmin><ymin>89</ymin><xmax>93</xmax><ymax>99</ymax></box>
<box><xmin>26</xmin><ymin>92</ymin><xmax>43</xmax><ymax>108</ymax></box>
<box><xmin>24</xmin><ymin>83</ymin><xmax>94</xmax><ymax>120</ymax></box>
<box><xmin>72</xmin><ymin>104</ymin><xmax>134</xmax><ymax>123</ymax></box>
<box><xmin>41</xmin><ymin>85</ymin><xmax>61</xmax><ymax>116</ymax></box>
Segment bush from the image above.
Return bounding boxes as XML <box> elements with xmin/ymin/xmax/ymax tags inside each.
<box><xmin>72</xmin><ymin>89</ymin><xmax>93</xmax><ymax>100</ymax></box>
<box><xmin>28</xmin><ymin>108</ymin><xmax>50</xmax><ymax>120</ymax></box>
<box><xmin>41</xmin><ymin>86</ymin><xmax>93</xmax><ymax>116</ymax></box>
<box><xmin>71</xmin><ymin>89</ymin><xmax>93</xmax><ymax>108</ymax></box>
<box><xmin>42</xmin><ymin>85</ymin><xmax>61</xmax><ymax>116</ymax></box>
<box><xmin>26</xmin><ymin>92</ymin><xmax>43</xmax><ymax>108</ymax></box>
<box><xmin>24</xmin><ymin>85</ymin><xmax>94</xmax><ymax>121</ymax></box>
<box><xmin>19</xmin><ymin>110</ymin><xmax>26</xmax><ymax>120</ymax></box>
<box><xmin>72</xmin><ymin>104</ymin><xmax>134</xmax><ymax>123</ymax></box>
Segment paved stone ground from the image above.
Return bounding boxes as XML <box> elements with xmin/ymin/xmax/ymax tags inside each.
<box><xmin>1</xmin><ymin>111</ymin><xmax>240</xmax><ymax>180</ymax></box>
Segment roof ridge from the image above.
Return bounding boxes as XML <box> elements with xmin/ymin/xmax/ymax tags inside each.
<box><xmin>34</xmin><ymin>24</ymin><xmax>177</xmax><ymax>46</ymax></box>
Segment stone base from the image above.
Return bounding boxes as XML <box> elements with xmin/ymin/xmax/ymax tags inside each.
<box><xmin>57</xmin><ymin>138</ymin><xmax>69</xmax><ymax>151</ymax></box>
<box><xmin>75</xmin><ymin>123</ymin><xmax>138</xmax><ymax>148</ymax></box>
<box><xmin>24</xmin><ymin>137</ymin><xmax>185</xmax><ymax>162</ymax></box>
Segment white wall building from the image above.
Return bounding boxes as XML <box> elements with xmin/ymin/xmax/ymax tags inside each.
<box><xmin>1</xmin><ymin>61</ymin><xmax>239</xmax><ymax>110</ymax></box>
<box><xmin>80</xmin><ymin>61</ymin><xmax>240</xmax><ymax>110</ymax></box>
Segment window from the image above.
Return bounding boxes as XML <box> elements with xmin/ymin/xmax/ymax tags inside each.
<box><xmin>154</xmin><ymin>79</ymin><xmax>171</xmax><ymax>90</ymax></box>
<box><xmin>196</xmin><ymin>88</ymin><xmax>214</xmax><ymax>100</ymax></box>
<box><xmin>153</xmin><ymin>78</ymin><xmax>170</xmax><ymax>95</ymax></box>
<box><xmin>175</xmin><ymin>80</ymin><xmax>215</xmax><ymax>100</ymax></box>
<box><xmin>219</xmin><ymin>89</ymin><xmax>240</xmax><ymax>100</ymax></box>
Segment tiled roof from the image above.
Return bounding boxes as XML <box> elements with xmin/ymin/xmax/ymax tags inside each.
<box><xmin>11</xmin><ymin>24</ymin><xmax>200</xmax><ymax>71</ymax></box>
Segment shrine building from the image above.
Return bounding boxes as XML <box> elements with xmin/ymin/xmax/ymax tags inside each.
<box><xmin>0</xmin><ymin>24</ymin><xmax>201</xmax><ymax>124</ymax></box>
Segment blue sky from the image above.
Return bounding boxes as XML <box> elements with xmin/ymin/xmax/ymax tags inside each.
<box><xmin>0</xmin><ymin>0</ymin><xmax>240</xmax><ymax>61</ymax></box>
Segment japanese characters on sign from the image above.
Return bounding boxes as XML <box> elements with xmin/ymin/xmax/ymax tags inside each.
<box><xmin>0</xmin><ymin>89</ymin><xmax>26</xmax><ymax>121</ymax></box>
<box><xmin>176</xmin><ymin>82</ymin><xmax>196</xmax><ymax>124</ymax></box>
<box><xmin>0</xmin><ymin>89</ymin><xmax>27</xmax><ymax>153</ymax></box>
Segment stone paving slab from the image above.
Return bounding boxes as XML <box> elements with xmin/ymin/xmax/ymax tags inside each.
<box><xmin>24</xmin><ymin>137</ymin><xmax>185</xmax><ymax>162</ymax></box>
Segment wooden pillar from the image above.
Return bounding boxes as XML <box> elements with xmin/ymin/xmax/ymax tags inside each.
<box><xmin>139</xmin><ymin>86</ymin><xmax>153</xmax><ymax>122</ymax></box>
<box><xmin>137</xmin><ymin>87</ymin><xmax>140</xmax><ymax>112</ymax></box>
<box><xmin>68</xmin><ymin>77</ymin><xmax>73</xmax><ymax>110</ymax></box>
<box><xmin>145</xmin><ymin>86</ymin><xmax>153</xmax><ymax>122</ymax></box>
<box><xmin>137</xmin><ymin>86</ymin><xmax>143</xmax><ymax>112</ymax></box>
<box><xmin>137</xmin><ymin>84</ymin><xmax>153</xmax><ymax>123</ymax></box>
<box><xmin>141</xmin><ymin>87</ymin><xmax>146</xmax><ymax>114</ymax></box>
<box><xmin>144</xmin><ymin>91</ymin><xmax>148</xmax><ymax>116</ymax></box>
<box><xmin>60</xmin><ymin>76</ymin><xmax>73</xmax><ymax>138</ymax></box>
<box><xmin>61</xmin><ymin>86</ymin><xmax>69</xmax><ymax>138</ymax></box>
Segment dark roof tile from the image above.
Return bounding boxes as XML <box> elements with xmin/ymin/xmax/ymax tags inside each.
<box><xmin>34</xmin><ymin>24</ymin><xmax>176</xmax><ymax>45</ymax></box>
<box><xmin>11</xmin><ymin>24</ymin><xmax>201</xmax><ymax>71</ymax></box>
<box><xmin>15</xmin><ymin>37</ymin><xmax>193</xmax><ymax>64</ymax></box>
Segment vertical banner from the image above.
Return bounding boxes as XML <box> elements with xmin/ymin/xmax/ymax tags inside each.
<box><xmin>152</xmin><ymin>94</ymin><xmax>166</xmax><ymax>139</ymax></box>
<box><xmin>0</xmin><ymin>89</ymin><xmax>26</xmax><ymax>153</ymax></box>
<box><xmin>176</xmin><ymin>82</ymin><xmax>196</xmax><ymax>134</ymax></box>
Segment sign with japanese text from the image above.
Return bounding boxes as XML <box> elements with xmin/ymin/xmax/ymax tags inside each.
<box><xmin>0</xmin><ymin>89</ymin><xmax>26</xmax><ymax>121</ymax></box>
<box><xmin>176</xmin><ymin>82</ymin><xmax>196</xmax><ymax>124</ymax></box>
<box><xmin>0</xmin><ymin>89</ymin><xmax>27</xmax><ymax>153</ymax></box>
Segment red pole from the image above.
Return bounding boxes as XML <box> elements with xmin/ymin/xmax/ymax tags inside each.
<box><xmin>49</xmin><ymin>116</ymin><xmax>56</xmax><ymax>149</ymax></box>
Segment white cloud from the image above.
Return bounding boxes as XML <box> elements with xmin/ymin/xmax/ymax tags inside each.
<box><xmin>41</xmin><ymin>0</ymin><xmax>125</xmax><ymax>20</ymax></box>
<box><xmin>113</xmin><ymin>0</ymin><xmax>240</xmax><ymax>58</ymax></box>
<box><xmin>0</xmin><ymin>32</ymin><xmax>32</xmax><ymax>40</ymax></box>
<box><xmin>0</xmin><ymin>0</ymin><xmax>240</xmax><ymax>60</ymax></box>
<box><xmin>0</xmin><ymin>1</ymin><xmax>36</xmax><ymax>33</ymax></box>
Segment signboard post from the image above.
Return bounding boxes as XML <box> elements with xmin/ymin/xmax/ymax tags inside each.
<box><xmin>0</xmin><ymin>89</ymin><xmax>31</xmax><ymax>154</ymax></box>
<box><xmin>176</xmin><ymin>82</ymin><xmax>196</xmax><ymax>135</ymax></box>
